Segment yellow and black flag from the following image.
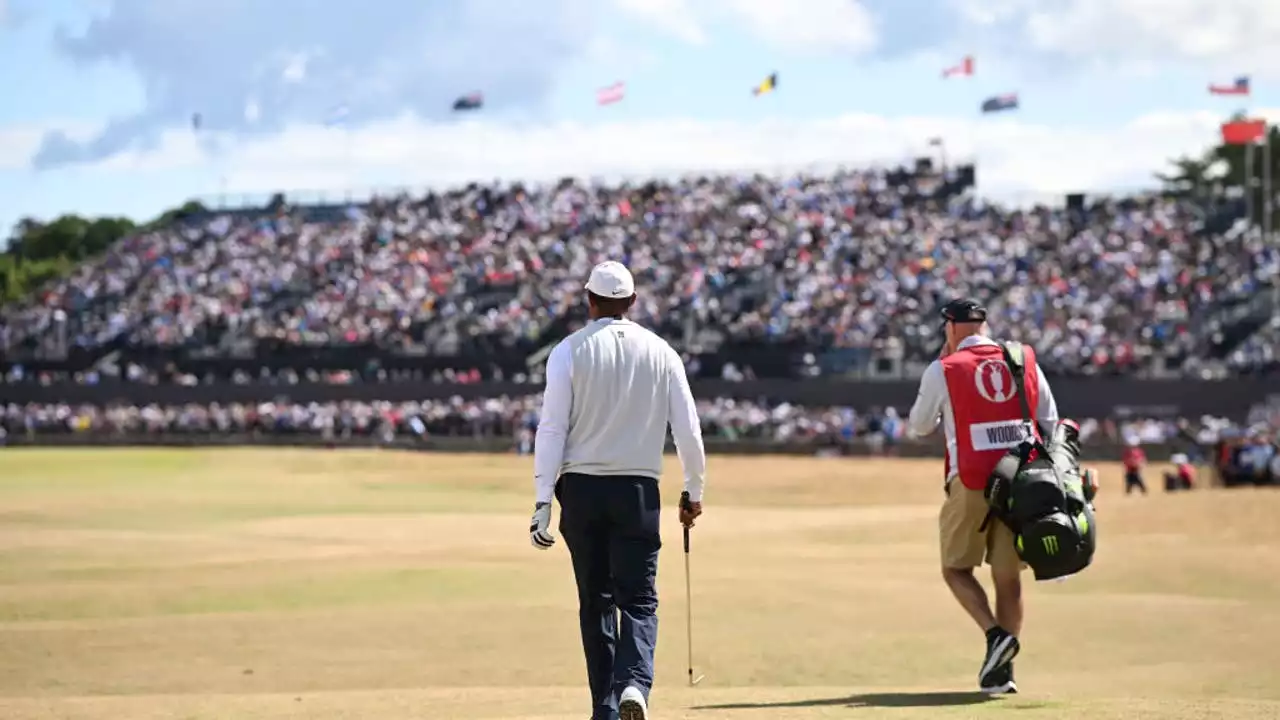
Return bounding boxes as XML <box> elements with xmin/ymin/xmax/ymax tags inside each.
<box><xmin>752</xmin><ymin>72</ymin><xmax>777</xmax><ymax>96</ymax></box>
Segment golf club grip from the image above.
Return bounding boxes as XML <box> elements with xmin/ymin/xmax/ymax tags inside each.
<box><xmin>683</xmin><ymin>525</ymin><xmax>690</xmax><ymax>553</ymax></box>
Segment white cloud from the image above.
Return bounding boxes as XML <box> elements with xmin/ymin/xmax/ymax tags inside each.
<box><xmin>0</xmin><ymin>127</ymin><xmax>44</xmax><ymax>171</ymax></box>
<box><xmin>614</xmin><ymin>0</ymin><xmax>707</xmax><ymax>44</ymax></box>
<box><xmin>618</xmin><ymin>0</ymin><xmax>1275</xmax><ymax>61</ymax></box>
<box><xmin>583</xmin><ymin>35</ymin><xmax>660</xmax><ymax>72</ymax></box>
<box><xmin>41</xmin><ymin>109</ymin><xmax>1277</xmax><ymax>212</ymax></box>
<box><xmin>0</xmin><ymin>122</ymin><xmax>102</xmax><ymax>171</ymax></box>
<box><xmin>36</xmin><ymin>0</ymin><xmax>597</xmax><ymax>168</ymax></box>
<box><xmin>952</xmin><ymin>0</ymin><xmax>1280</xmax><ymax>73</ymax></box>
<box><xmin>280</xmin><ymin>52</ymin><xmax>311</xmax><ymax>84</ymax></box>
<box><xmin>616</xmin><ymin>0</ymin><xmax>877</xmax><ymax>54</ymax></box>
<box><xmin>716</xmin><ymin>0</ymin><xmax>877</xmax><ymax>54</ymax></box>
<box><xmin>948</xmin><ymin>0</ymin><xmax>1027</xmax><ymax>26</ymax></box>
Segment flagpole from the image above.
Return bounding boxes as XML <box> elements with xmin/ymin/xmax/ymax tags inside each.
<box><xmin>1245</xmin><ymin>142</ymin><xmax>1255</xmax><ymax>229</ymax></box>
<box><xmin>1265</xmin><ymin>126</ymin><xmax>1273</xmax><ymax>241</ymax></box>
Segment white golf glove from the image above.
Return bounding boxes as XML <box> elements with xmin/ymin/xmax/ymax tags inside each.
<box><xmin>529</xmin><ymin>502</ymin><xmax>556</xmax><ymax>549</ymax></box>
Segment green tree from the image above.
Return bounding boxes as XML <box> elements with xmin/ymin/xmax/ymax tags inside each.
<box><xmin>1</xmin><ymin>199</ymin><xmax>210</xmax><ymax>304</ymax></box>
<box><xmin>1156</xmin><ymin>113</ymin><xmax>1280</xmax><ymax>226</ymax></box>
<box><xmin>1155</xmin><ymin>156</ymin><xmax>1216</xmax><ymax>198</ymax></box>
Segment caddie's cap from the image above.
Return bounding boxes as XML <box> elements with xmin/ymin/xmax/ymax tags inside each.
<box><xmin>584</xmin><ymin>260</ymin><xmax>636</xmax><ymax>298</ymax></box>
<box><xmin>940</xmin><ymin>298</ymin><xmax>988</xmax><ymax>323</ymax></box>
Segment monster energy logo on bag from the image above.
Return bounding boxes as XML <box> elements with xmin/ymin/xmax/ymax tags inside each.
<box><xmin>1042</xmin><ymin>536</ymin><xmax>1059</xmax><ymax>555</ymax></box>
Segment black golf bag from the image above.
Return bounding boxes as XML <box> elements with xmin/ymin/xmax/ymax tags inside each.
<box><xmin>983</xmin><ymin>342</ymin><xmax>1098</xmax><ymax>581</ymax></box>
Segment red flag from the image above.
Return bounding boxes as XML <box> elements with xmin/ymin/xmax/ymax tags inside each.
<box><xmin>943</xmin><ymin>55</ymin><xmax>974</xmax><ymax>78</ymax></box>
<box><xmin>1221</xmin><ymin>119</ymin><xmax>1266</xmax><ymax>145</ymax></box>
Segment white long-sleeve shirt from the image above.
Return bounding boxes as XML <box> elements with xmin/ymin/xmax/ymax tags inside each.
<box><xmin>907</xmin><ymin>335</ymin><xmax>1059</xmax><ymax>476</ymax></box>
<box><xmin>533</xmin><ymin>318</ymin><xmax>707</xmax><ymax>504</ymax></box>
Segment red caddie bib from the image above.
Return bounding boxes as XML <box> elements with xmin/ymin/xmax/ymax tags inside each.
<box><xmin>941</xmin><ymin>343</ymin><xmax>1042</xmax><ymax>491</ymax></box>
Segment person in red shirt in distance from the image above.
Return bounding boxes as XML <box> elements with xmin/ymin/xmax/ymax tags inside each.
<box><xmin>1164</xmin><ymin>453</ymin><xmax>1195</xmax><ymax>491</ymax></box>
<box><xmin>908</xmin><ymin>299</ymin><xmax>1060</xmax><ymax>696</ymax></box>
<box><xmin>1121</xmin><ymin>439</ymin><xmax>1148</xmax><ymax>494</ymax></box>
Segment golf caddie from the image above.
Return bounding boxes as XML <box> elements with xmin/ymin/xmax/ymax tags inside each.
<box><xmin>907</xmin><ymin>298</ymin><xmax>1060</xmax><ymax>695</ymax></box>
<box><xmin>528</xmin><ymin>260</ymin><xmax>707</xmax><ymax>720</ymax></box>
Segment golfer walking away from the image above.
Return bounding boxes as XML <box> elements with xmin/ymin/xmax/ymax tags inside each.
<box><xmin>907</xmin><ymin>299</ymin><xmax>1059</xmax><ymax>695</ymax></box>
<box><xmin>528</xmin><ymin>260</ymin><xmax>707</xmax><ymax>720</ymax></box>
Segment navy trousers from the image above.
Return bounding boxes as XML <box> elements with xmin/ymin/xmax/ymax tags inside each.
<box><xmin>557</xmin><ymin>473</ymin><xmax>662</xmax><ymax>720</ymax></box>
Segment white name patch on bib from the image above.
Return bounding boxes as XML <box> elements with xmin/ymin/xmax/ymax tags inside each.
<box><xmin>970</xmin><ymin>420</ymin><xmax>1032</xmax><ymax>451</ymax></box>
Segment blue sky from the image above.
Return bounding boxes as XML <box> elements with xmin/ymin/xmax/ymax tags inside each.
<box><xmin>1</xmin><ymin>0</ymin><xmax>1278</xmax><ymax>239</ymax></box>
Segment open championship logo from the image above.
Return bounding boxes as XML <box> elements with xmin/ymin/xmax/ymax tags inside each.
<box><xmin>974</xmin><ymin>359</ymin><xmax>1015</xmax><ymax>403</ymax></box>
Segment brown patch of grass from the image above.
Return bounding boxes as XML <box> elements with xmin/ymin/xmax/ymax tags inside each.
<box><xmin>0</xmin><ymin>449</ymin><xmax>1276</xmax><ymax>719</ymax></box>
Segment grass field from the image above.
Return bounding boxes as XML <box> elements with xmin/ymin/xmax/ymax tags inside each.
<box><xmin>1</xmin><ymin>449</ymin><xmax>1278</xmax><ymax>719</ymax></box>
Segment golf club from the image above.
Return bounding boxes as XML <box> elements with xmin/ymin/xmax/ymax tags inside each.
<box><xmin>681</xmin><ymin>492</ymin><xmax>704</xmax><ymax>686</ymax></box>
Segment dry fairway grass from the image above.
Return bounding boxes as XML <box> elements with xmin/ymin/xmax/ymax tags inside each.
<box><xmin>0</xmin><ymin>449</ymin><xmax>1278</xmax><ymax>720</ymax></box>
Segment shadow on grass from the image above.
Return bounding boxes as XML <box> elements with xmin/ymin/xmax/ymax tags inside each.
<box><xmin>695</xmin><ymin>691</ymin><xmax>998</xmax><ymax>710</ymax></box>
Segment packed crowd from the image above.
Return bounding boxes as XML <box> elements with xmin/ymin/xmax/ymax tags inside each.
<box><xmin>3</xmin><ymin>168</ymin><xmax>1278</xmax><ymax>377</ymax></box>
<box><xmin>1227</xmin><ymin>315</ymin><xmax>1280</xmax><ymax>374</ymax></box>
<box><xmin>3</xmin><ymin>397</ymin><xmax>1272</xmax><ymax>451</ymax></box>
<box><xmin>0</xmin><ymin>397</ymin><xmax>882</xmax><ymax>447</ymax></box>
<box><xmin>0</xmin><ymin>361</ymin><xmax>521</xmax><ymax>388</ymax></box>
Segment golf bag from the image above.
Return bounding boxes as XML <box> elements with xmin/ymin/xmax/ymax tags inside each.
<box><xmin>983</xmin><ymin>342</ymin><xmax>1098</xmax><ymax>581</ymax></box>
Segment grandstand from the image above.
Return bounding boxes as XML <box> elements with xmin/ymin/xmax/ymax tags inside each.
<box><xmin>2</xmin><ymin>161</ymin><xmax>1277</xmax><ymax>386</ymax></box>
<box><xmin>2</xmin><ymin>160</ymin><xmax>1277</xmax><ymax>484</ymax></box>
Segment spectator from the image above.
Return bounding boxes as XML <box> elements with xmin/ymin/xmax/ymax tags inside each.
<box><xmin>3</xmin><ymin>399</ymin><xmax>1273</xmax><ymax>465</ymax></box>
<box><xmin>2</xmin><ymin>170</ymin><xmax>1276</xmax><ymax>379</ymax></box>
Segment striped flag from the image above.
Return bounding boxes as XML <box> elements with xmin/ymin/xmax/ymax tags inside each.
<box><xmin>1208</xmin><ymin>76</ymin><xmax>1250</xmax><ymax>96</ymax></box>
<box><xmin>597</xmin><ymin>82</ymin><xmax>625</xmax><ymax>106</ymax></box>
<box><xmin>942</xmin><ymin>55</ymin><xmax>974</xmax><ymax>78</ymax></box>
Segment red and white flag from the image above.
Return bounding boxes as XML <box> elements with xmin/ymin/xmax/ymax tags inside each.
<box><xmin>1208</xmin><ymin>76</ymin><xmax>1250</xmax><ymax>96</ymax></box>
<box><xmin>942</xmin><ymin>55</ymin><xmax>974</xmax><ymax>78</ymax></box>
<box><xmin>597</xmin><ymin>82</ymin><xmax>626</xmax><ymax>106</ymax></box>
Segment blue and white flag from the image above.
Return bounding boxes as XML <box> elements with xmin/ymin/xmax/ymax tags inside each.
<box><xmin>980</xmin><ymin>93</ymin><xmax>1018</xmax><ymax>113</ymax></box>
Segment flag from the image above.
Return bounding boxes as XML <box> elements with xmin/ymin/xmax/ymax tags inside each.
<box><xmin>1208</xmin><ymin>76</ymin><xmax>1250</xmax><ymax>96</ymax></box>
<box><xmin>927</xmin><ymin>137</ymin><xmax>943</xmax><ymax>146</ymax></box>
<box><xmin>752</xmin><ymin>72</ymin><xmax>778</xmax><ymax>96</ymax></box>
<box><xmin>1221</xmin><ymin>118</ymin><xmax>1267</xmax><ymax>145</ymax></box>
<box><xmin>191</xmin><ymin>113</ymin><xmax>202</xmax><ymax>131</ymax></box>
<box><xmin>942</xmin><ymin>55</ymin><xmax>974</xmax><ymax>78</ymax></box>
<box><xmin>597</xmin><ymin>82</ymin><xmax>625</xmax><ymax>106</ymax></box>
<box><xmin>453</xmin><ymin>92</ymin><xmax>483</xmax><ymax>111</ymax></box>
<box><xmin>981</xmin><ymin>93</ymin><xmax>1018</xmax><ymax>113</ymax></box>
<box><xmin>325</xmin><ymin>104</ymin><xmax>350</xmax><ymax>127</ymax></box>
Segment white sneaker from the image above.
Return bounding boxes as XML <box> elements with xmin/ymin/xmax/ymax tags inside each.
<box><xmin>619</xmin><ymin>686</ymin><xmax>649</xmax><ymax>720</ymax></box>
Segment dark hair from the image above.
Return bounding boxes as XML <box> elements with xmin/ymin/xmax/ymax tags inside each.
<box><xmin>588</xmin><ymin>291</ymin><xmax>635</xmax><ymax>317</ymax></box>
